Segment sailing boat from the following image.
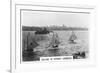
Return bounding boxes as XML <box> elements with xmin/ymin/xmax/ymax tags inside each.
<box><xmin>47</xmin><ymin>32</ymin><xmax>61</xmax><ymax>56</ymax></box>
<box><xmin>69</xmin><ymin>31</ymin><xmax>77</xmax><ymax>44</ymax></box>
<box><xmin>47</xmin><ymin>32</ymin><xmax>60</xmax><ymax>49</ymax></box>
<box><xmin>26</xmin><ymin>32</ymin><xmax>39</xmax><ymax>52</ymax></box>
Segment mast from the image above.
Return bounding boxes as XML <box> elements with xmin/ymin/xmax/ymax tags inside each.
<box><xmin>69</xmin><ymin>31</ymin><xmax>77</xmax><ymax>43</ymax></box>
<box><xmin>27</xmin><ymin>32</ymin><xmax>29</xmax><ymax>50</ymax></box>
<box><xmin>49</xmin><ymin>32</ymin><xmax>60</xmax><ymax>48</ymax></box>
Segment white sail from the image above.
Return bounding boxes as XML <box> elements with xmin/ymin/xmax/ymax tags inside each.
<box><xmin>69</xmin><ymin>31</ymin><xmax>77</xmax><ymax>43</ymax></box>
<box><xmin>48</xmin><ymin>32</ymin><xmax>60</xmax><ymax>48</ymax></box>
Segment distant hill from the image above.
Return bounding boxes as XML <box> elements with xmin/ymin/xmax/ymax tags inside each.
<box><xmin>49</xmin><ymin>27</ymin><xmax>88</xmax><ymax>31</ymax></box>
<box><xmin>22</xmin><ymin>26</ymin><xmax>88</xmax><ymax>31</ymax></box>
<box><xmin>22</xmin><ymin>26</ymin><xmax>42</xmax><ymax>31</ymax></box>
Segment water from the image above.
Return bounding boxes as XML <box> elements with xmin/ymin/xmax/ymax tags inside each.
<box><xmin>54</xmin><ymin>30</ymin><xmax>88</xmax><ymax>44</ymax></box>
<box><xmin>23</xmin><ymin>30</ymin><xmax>88</xmax><ymax>42</ymax></box>
<box><xmin>22</xmin><ymin>30</ymin><xmax>89</xmax><ymax>61</ymax></box>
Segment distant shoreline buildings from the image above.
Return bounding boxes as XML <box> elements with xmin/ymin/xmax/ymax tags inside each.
<box><xmin>22</xmin><ymin>25</ymin><xmax>88</xmax><ymax>31</ymax></box>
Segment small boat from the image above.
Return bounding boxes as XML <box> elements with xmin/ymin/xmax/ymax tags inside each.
<box><xmin>26</xmin><ymin>32</ymin><xmax>39</xmax><ymax>52</ymax></box>
<box><xmin>48</xmin><ymin>32</ymin><xmax>60</xmax><ymax>48</ymax></box>
<box><xmin>46</xmin><ymin>32</ymin><xmax>61</xmax><ymax>56</ymax></box>
<box><xmin>69</xmin><ymin>31</ymin><xmax>77</xmax><ymax>44</ymax></box>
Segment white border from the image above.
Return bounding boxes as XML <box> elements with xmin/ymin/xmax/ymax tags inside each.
<box><xmin>11</xmin><ymin>2</ymin><xmax>96</xmax><ymax>73</ymax></box>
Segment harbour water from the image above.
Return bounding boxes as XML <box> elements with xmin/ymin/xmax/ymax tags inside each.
<box><xmin>22</xmin><ymin>30</ymin><xmax>89</xmax><ymax>61</ymax></box>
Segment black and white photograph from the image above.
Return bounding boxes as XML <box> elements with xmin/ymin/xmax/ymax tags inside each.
<box><xmin>9</xmin><ymin>0</ymin><xmax>96</xmax><ymax>72</ymax></box>
<box><xmin>21</xmin><ymin>10</ymin><xmax>89</xmax><ymax>62</ymax></box>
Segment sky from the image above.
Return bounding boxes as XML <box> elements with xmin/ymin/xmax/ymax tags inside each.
<box><xmin>21</xmin><ymin>10</ymin><xmax>90</xmax><ymax>28</ymax></box>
